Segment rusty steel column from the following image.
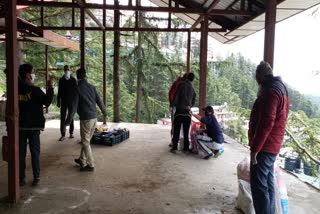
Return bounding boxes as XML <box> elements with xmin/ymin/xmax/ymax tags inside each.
<box><xmin>199</xmin><ymin>16</ymin><xmax>208</xmax><ymax>116</ymax></box>
<box><xmin>186</xmin><ymin>31</ymin><xmax>191</xmax><ymax>72</ymax></box>
<box><xmin>80</xmin><ymin>7</ymin><xmax>85</xmax><ymax>68</ymax></box>
<box><xmin>102</xmin><ymin>0</ymin><xmax>107</xmax><ymax>124</ymax></box>
<box><xmin>263</xmin><ymin>0</ymin><xmax>277</xmax><ymax>68</ymax></box>
<box><xmin>45</xmin><ymin>45</ymin><xmax>49</xmax><ymax>113</ymax></box>
<box><xmin>5</xmin><ymin>0</ymin><xmax>20</xmax><ymax>203</ymax></box>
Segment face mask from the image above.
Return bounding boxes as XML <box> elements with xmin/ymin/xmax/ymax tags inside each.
<box><xmin>31</xmin><ymin>73</ymin><xmax>36</xmax><ymax>83</ymax></box>
<box><xmin>65</xmin><ymin>71</ymin><xmax>71</xmax><ymax>80</ymax></box>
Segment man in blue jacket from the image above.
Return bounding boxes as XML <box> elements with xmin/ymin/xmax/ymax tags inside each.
<box><xmin>192</xmin><ymin>106</ymin><xmax>224</xmax><ymax>159</ymax></box>
<box><xmin>18</xmin><ymin>63</ymin><xmax>54</xmax><ymax>186</ymax></box>
<box><xmin>74</xmin><ymin>68</ymin><xmax>108</xmax><ymax>172</ymax></box>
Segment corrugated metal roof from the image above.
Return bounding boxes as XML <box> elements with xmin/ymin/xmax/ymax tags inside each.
<box><xmin>150</xmin><ymin>0</ymin><xmax>320</xmax><ymax>44</ymax></box>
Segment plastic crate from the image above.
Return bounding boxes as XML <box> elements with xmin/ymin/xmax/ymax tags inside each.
<box><xmin>91</xmin><ymin>129</ymin><xmax>130</xmax><ymax>146</ymax></box>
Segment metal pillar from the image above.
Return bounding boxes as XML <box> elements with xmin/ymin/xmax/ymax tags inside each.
<box><xmin>80</xmin><ymin>7</ymin><xmax>85</xmax><ymax>68</ymax></box>
<box><xmin>102</xmin><ymin>0</ymin><xmax>107</xmax><ymax>124</ymax></box>
<box><xmin>186</xmin><ymin>31</ymin><xmax>191</xmax><ymax>72</ymax></box>
<box><xmin>45</xmin><ymin>45</ymin><xmax>49</xmax><ymax>113</ymax></box>
<box><xmin>5</xmin><ymin>0</ymin><xmax>20</xmax><ymax>203</ymax></box>
<box><xmin>199</xmin><ymin>16</ymin><xmax>208</xmax><ymax>116</ymax></box>
<box><xmin>263</xmin><ymin>0</ymin><xmax>277</xmax><ymax>68</ymax></box>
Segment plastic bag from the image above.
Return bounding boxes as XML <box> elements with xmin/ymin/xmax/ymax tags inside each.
<box><xmin>237</xmin><ymin>157</ymin><xmax>251</xmax><ymax>182</ymax></box>
<box><xmin>235</xmin><ymin>179</ymin><xmax>255</xmax><ymax>214</ymax></box>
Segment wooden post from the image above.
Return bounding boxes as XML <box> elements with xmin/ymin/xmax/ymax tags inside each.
<box><xmin>5</xmin><ymin>0</ymin><xmax>20</xmax><ymax>203</ymax></box>
<box><xmin>263</xmin><ymin>0</ymin><xmax>277</xmax><ymax>68</ymax></box>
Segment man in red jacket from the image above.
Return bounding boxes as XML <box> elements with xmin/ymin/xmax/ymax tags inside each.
<box><xmin>248</xmin><ymin>61</ymin><xmax>289</xmax><ymax>214</ymax></box>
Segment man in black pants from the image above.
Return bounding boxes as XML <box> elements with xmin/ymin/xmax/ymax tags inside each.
<box><xmin>170</xmin><ymin>73</ymin><xmax>196</xmax><ymax>153</ymax></box>
<box><xmin>57</xmin><ymin>65</ymin><xmax>77</xmax><ymax>141</ymax></box>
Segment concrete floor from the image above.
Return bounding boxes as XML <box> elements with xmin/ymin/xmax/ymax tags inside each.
<box><xmin>0</xmin><ymin>120</ymin><xmax>319</xmax><ymax>214</ymax></box>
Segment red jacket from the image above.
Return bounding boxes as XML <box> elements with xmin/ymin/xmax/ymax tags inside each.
<box><xmin>248</xmin><ymin>76</ymin><xmax>289</xmax><ymax>154</ymax></box>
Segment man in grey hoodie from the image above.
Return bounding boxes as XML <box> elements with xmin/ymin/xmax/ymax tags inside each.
<box><xmin>74</xmin><ymin>68</ymin><xmax>107</xmax><ymax>172</ymax></box>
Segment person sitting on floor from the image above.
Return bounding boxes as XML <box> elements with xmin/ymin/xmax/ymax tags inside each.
<box><xmin>192</xmin><ymin>106</ymin><xmax>224</xmax><ymax>159</ymax></box>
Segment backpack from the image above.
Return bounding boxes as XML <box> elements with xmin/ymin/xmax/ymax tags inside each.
<box><xmin>168</xmin><ymin>77</ymin><xmax>183</xmax><ymax>105</ymax></box>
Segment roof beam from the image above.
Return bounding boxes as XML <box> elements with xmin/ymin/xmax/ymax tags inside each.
<box><xmin>190</xmin><ymin>0</ymin><xmax>220</xmax><ymax>31</ymax></box>
<box><xmin>76</xmin><ymin>0</ymin><xmax>105</xmax><ymax>31</ymax></box>
<box><xmin>2</xmin><ymin>26</ymin><xmax>226</xmax><ymax>32</ymax></box>
<box><xmin>226</xmin><ymin>0</ymin><xmax>240</xmax><ymax>10</ymax></box>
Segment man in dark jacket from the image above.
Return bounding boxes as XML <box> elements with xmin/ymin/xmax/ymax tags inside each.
<box><xmin>248</xmin><ymin>61</ymin><xmax>289</xmax><ymax>214</ymax></box>
<box><xmin>57</xmin><ymin>65</ymin><xmax>77</xmax><ymax>141</ymax></box>
<box><xmin>18</xmin><ymin>63</ymin><xmax>54</xmax><ymax>186</ymax></box>
<box><xmin>192</xmin><ymin>106</ymin><xmax>224</xmax><ymax>159</ymax></box>
<box><xmin>74</xmin><ymin>68</ymin><xmax>107</xmax><ymax>172</ymax></box>
<box><xmin>170</xmin><ymin>72</ymin><xmax>196</xmax><ymax>153</ymax></box>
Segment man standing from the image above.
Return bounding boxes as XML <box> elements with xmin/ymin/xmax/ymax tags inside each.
<box><xmin>170</xmin><ymin>72</ymin><xmax>196</xmax><ymax>153</ymax></box>
<box><xmin>74</xmin><ymin>68</ymin><xmax>107</xmax><ymax>172</ymax></box>
<box><xmin>57</xmin><ymin>65</ymin><xmax>77</xmax><ymax>141</ymax></box>
<box><xmin>248</xmin><ymin>61</ymin><xmax>289</xmax><ymax>214</ymax></box>
<box><xmin>192</xmin><ymin>106</ymin><xmax>224</xmax><ymax>159</ymax></box>
<box><xmin>18</xmin><ymin>63</ymin><xmax>54</xmax><ymax>186</ymax></box>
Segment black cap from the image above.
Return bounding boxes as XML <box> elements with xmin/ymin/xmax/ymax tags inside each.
<box><xmin>202</xmin><ymin>105</ymin><xmax>214</xmax><ymax>113</ymax></box>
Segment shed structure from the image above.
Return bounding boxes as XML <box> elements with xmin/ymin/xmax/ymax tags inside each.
<box><xmin>2</xmin><ymin>0</ymin><xmax>320</xmax><ymax>203</ymax></box>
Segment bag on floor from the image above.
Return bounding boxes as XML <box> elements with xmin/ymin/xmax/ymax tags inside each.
<box><xmin>235</xmin><ymin>179</ymin><xmax>255</xmax><ymax>214</ymax></box>
<box><xmin>237</xmin><ymin>157</ymin><xmax>251</xmax><ymax>182</ymax></box>
<box><xmin>190</xmin><ymin>132</ymin><xmax>198</xmax><ymax>154</ymax></box>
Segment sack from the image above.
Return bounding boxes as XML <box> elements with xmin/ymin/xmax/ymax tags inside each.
<box><xmin>235</xmin><ymin>179</ymin><xmax>255</xmax><ymax>214</ymax></box>
<box><xmin>237</xmin><ymin>157</ymin><xmax>251</xmax><ymax>182</ymax></box>
<box><xmin>190</xmin><ymin>132</ymin><xmax>198</xmax><ymax>154</ymax></box>
<box><xmin>2</xmin><ymin>136</ymin><xmax>8</xmax><ymax>162</ymax></box>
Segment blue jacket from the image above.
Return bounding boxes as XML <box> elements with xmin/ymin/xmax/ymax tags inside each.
<box><xmin>201</xmin><ymin>115</ymin><xmax>224</xmax><ymax>144</ymax></box>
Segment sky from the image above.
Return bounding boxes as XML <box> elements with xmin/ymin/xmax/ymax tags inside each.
<box><xmin>90</xmin><ymin>0</ymin><xmax>320</xmax><ymax>96</ymax></box>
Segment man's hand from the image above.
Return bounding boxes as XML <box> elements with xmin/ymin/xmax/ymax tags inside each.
<box><xmin>251</xmin><ymin>152</ymin><xmax>258</xmax><ymax>165</ymax></box>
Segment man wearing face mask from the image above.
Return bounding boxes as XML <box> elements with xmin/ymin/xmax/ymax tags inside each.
<box><xmin>192</xmin><ymin>106</ymin><xmax>224</xmax><ymax>159</ymax></box>
<box><xmin>57</xmin><ymin>65</ymin><xmax>77</xmax><ymax>141</ymax></box>
<box><xmin>18</xmin><ymin>63</ymin><xmax>54</xmax><ymax>186</ymax></box>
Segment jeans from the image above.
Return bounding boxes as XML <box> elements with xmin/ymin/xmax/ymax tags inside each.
<box><xmin>250</xmin><ymin>152</ymin><xmax>277</xmax><ymax>214</ymax></box>
<box><xmin>60</xmin><ymin>103</ymin><xmax>74</xmax><ymax>136</ymax></box>
<box><xmin>172</xmin><ymin>108</ymin><xmax>191</xmax><ymax>150</ymax></box>
<box><xmin>19</xmin><ymin>130</ymin><xmax>41</xmax><ymax>181</ymax></box>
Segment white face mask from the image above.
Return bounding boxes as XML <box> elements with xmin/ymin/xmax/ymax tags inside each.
<box><xmin>65</xmin><ymin>71</ymin><xmax>71</xmax><ymax>80</ymax></box>
<box><xmin>30</xmin><ymin>73</ymin><xmax>36</xmax><ymax>83</ymax></box>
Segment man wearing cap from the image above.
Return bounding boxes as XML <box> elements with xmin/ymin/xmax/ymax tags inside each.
<box><xmin>18</xmin><ymin>63</ymin><xmax>54</xmax><ymax>186</ymax></box>
<box><xmin>170</xmin><ymin>72</ymin><xmax>196</xmax><ymax>153</ymax></box>
<box><xmin>248</xmin><ymin>61</ymin><xmax>289</xmax><ymax>214</ymax></box>
<box><xmin>192</xmin><ymin>106</ymin><xmax>224</xmax><ymax>159</ymax></box>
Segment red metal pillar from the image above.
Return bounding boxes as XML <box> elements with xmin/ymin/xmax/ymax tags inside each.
<box><xmin>102</xmin><ymin>0</ymin><xmax>107</xmax><ymax>124</ymax></box>
<box><xmin>263</xmin><ymin>0</ymin><xmax>277</xmax><ymax>68</ymax></box>
<box><xmin>45</xmin><ymin>45</ymin><xmax>49</xmax><ymax>113</ymax></box>
<box><xmin>5</xmin><ymin>0</ymin><xmax>20</xmax><ymax>203</ymax></box>
<box><xmin>80</xmin><ymin>7</ymin><xmax>85</xmax><ymax>68</ymax></box>
<box><xmin>186</xmin><ymin>31</ymin><xmax>191</xmax><ymax>73</ymax></box>
<box><xmin>199</xmin><ymin>16</ymin><xmax>208</xmax><ymax>116</ymax></box>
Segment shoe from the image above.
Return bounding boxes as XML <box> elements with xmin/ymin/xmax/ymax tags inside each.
<box><xmin>80</xmin><ymin>165</ymin><xmax>95</xmax><ymax>172</ymax></box>
<box><xmin>69</xmin><ymin>134</ymin><xmax>74</xmax><ymax>138</ymax></box>
<box><xmin>59</xmin><ymin>136</ymin><xmax>65</xmax><ymax>141</ymax></box>
<box><xmin>214</xmin><ymin>152</ymin><xmax>222</xmax><ymax>158</ymax></box>
<box><xmin>169</xmin><ymin>148</ymin><xmax>177</xmax><ymax>154</ymax></box>
<box><xmin>74</xmin><ymin>158</ymin><xmax>84</xmax><ymax>167</ymax></box>
<box><xmin>19</xmin><ymin>179</ymin><xmax>26</xmax><ymax>187</ymax></box>
<box><xmin>32</xmin><ymin>178</ymin><xmax>40</xmax><ymax>186</ymax></box>
<box><xmin>204</xmin><ymin>153</ymin><xmax>213</xmax><ymax>160</ymax></box>
<box><xmin>168</xmin><ymin>143</ymin><xmax>173</xmax><ymax>147</ymax></box>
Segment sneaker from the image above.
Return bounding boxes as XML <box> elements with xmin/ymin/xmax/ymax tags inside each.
<box><xmin>69</xmin><ymin>134</ymin><xmax>74</xmax><ymax>138</ymax></box>
<box><xmin>74</xmin><ymin>158</ymin><xmax>84</xmax><ymax>167</ymax></box>
<box><xmin>169</xmin><ymin>148</ymin><xmax>177</xmax><ymax>154</ymax></box>
<box><xmin>32</xmin><ymin>178</ymin><xmax>40</xmax><ymax>186</ymax></box>
<box><xmin>80</xmin><ymin>165</ymin><xmax>95</xmax><ymax>172</ymax></box>
<box><xmin>203</xmin><ymin>153</ymin><xmax>213</xmax><ymax>160</ymax></box>
<box><xmin>59</xmin><ymin>136</ymin><xmax>65</xmax><ymax>141</ymax></box>
<box><xmin>19</xmin><ymin>179</ymin><xmax>26</xmax><ymax>187</ymax></box>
